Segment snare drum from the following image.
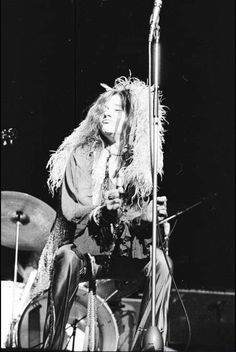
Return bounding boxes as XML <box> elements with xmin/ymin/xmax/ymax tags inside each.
<box><xmin>1</xmin><ymin>281</ymin><xmax>25</xmax><ymax>348</ymax></box>
<box><xmin>17</xmin><ymin>286</ymin><xmax>119</xmax><ymax>351</ymax></box>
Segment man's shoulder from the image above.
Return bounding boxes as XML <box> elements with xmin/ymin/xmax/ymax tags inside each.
<box><xmin>71</xmin><ymin>144</ymin><xmax>94</xmax><ymax>169</ymax></box>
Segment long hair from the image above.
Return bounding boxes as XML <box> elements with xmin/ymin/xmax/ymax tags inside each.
<box><xmin>47</xmin><ymin>76</ymin><xmax>167</xmax><ymax>207</ymax></box>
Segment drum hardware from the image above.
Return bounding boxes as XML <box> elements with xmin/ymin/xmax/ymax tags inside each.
<box><xmin>64</xmin><ymin>319</ymin><xmax>80</xmax><ymax>351</ymax></box>
<box><xmin>65</xmin><ymin>311</ymin><xmax>90</xmax><ymax>351</ymax></box>
<box><xmin>5</xmin><ymin>211</ymin><xmax>26</xmax><ymax>348</ymax></box>
<box><xmin>17</xmin><ymin>269</ymin><xmax>38</xmax><ymax>316</ymax></box>
<box><xmin>102</xmin><ymin>288</ymin><xmax>119</xmax><ymax>302</ymax></box>
<box><xmin>65</xmin><ymin>316</ymin><xmax>87</xmax><ymax>351</ymax></box>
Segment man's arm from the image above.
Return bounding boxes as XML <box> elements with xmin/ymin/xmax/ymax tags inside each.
<box><xmin>61</xmin><ymin>149</ymin><xmax>95</xmax><ymax>228</ymax></box>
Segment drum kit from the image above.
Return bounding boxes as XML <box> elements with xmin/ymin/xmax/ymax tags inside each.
<box><xmin>1</xmin><ymin>191</ymin><xmax>142</xmax><ymax>351</ymax></box>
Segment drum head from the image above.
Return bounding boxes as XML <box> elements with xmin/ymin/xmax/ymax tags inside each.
<box><xmin>17</xmin><ymin>287</ymin><xmax>119</xmax><ymax>351</ymax></box>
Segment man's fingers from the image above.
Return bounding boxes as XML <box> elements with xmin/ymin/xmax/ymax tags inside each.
<box><xmin>158</xmin><ymin>205</ymin><xmax>168</xmax><ymax>215</ymax></box>
<box><xmin>105</xmin><ymin>189</ymin><xmax>123</xmax><ymax>211</ymax></box>
<box><xmin>157</xmin><ymin>205</ymin><xmax>167</xmax><ymax>211</ymax></box>
<box><xmin>107</xmin><ymin>203</ymin><xmax>121</xmax><ymax>210</ymax></box>
<box><xmin>107</xmin><ymin>199</ymin><xmax>122</xmax><ymax>210</ymax></box>
<box><xmin>157</xmin><ymin>196</ymin><xmax>167</xmax><ymax>205</ymax></box>
<box><xmin>105</xmin><ymin>189</ymin><xmax>120</xmax><ymax>200</ymax></box>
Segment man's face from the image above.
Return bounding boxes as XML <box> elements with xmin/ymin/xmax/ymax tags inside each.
<box><xmin>99</xmin><ymin>94</ymin><xmax>126</xmax><ymax>144</ymax></box>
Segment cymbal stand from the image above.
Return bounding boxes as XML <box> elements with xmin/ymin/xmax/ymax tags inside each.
<box><xmin>7</xmin><ymin>211</ymin><xmax>27</xmax><ymax>348</ymax></box>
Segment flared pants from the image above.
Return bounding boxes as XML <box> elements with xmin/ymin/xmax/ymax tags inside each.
<box><xmin>42</xmin><ymin>243</ymin><xmax>172</xmax><ymax>350</ymax></box>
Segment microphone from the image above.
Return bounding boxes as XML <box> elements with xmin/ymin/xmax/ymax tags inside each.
<box><xmin>149</xmin><ymin>0</ymin><xmax>162</xmax><ymax>42</ymax></box>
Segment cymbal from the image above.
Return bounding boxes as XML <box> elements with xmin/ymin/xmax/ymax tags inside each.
<box><xmin>1</xmin><ymin>191</ymin><xmax>56</xmax><ymax>251</ymax></box>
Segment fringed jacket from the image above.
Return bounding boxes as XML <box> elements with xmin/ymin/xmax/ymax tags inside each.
<box><xmin>32</xmin><ymin>145</ymin><xmax>155</xmax><ymax>297</ymax></box>
<box><xmin>57</xmin><ymin>144</ymin><xmax>153</xmax><ymax>258</ymax></box>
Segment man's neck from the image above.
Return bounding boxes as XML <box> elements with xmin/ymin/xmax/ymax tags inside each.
<box><xmin>106</xmin><ymin>143</ymin><xmax>121</xmax><ymax>156</ymax></box>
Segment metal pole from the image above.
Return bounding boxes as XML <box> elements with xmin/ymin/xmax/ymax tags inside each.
<box><xmin>142</xmin><ymin>1</ymin><xmax>164</xmax><ymax>350</ymax></box>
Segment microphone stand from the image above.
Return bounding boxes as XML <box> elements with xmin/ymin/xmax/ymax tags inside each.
<box><xmin>159</xmin><ymin>192</ymin><xmax>218</xmax><ymax>227</ymax></box>
<box><xmin>159</xmin><ymin>199</ymin><xmax>206</xmax><ymax>226</ymax></box>
<box><xmin>142</xmin><ymin>1</ymin><xmax>164</xmax><ymax>351</ymax></box>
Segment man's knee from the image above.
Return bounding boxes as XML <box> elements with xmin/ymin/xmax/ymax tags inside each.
<box><xmin>156</xmin><ymin>248</ymin><xmax>173</xmax><ymax>276</ymax></box>
<box><xmin>145</xmin><ymin>248</ymin><xmax>172</xmax><ymax>278</ymax></box>
<box><xmin>55</xmin><ymin>244</ymin><xmax>82</xmax><ymax>269</ymax></box>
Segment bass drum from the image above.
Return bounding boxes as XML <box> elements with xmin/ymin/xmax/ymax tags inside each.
<box><xmin>17</xmin><ymin>286</ymin><xmax>119</xmax><ymax>351</ymax></box>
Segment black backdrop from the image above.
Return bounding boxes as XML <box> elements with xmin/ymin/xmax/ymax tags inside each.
<box><xmin>1</xmin><ymin>0</ymin><xmax>234</xmax><ymax>290</ymax></box>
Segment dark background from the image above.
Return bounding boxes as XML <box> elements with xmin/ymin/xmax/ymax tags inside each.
<box><xmin>1</xmin><ymin>0</ymin><xmax>234</xmax><ymax>291</ymax></box>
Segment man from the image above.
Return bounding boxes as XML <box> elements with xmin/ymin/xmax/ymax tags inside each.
<box><xmin>33</xmin><ymin>76</ymin><xmax>172</xmax><ymax>350</ymax></box>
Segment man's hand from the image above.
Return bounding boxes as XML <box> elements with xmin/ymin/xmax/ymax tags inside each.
<box><xmin>141</xmin><ymin>196</ymin><xmax>168</xmax><ymax>222</ymax></box>
<box><xmin>157</xmin><ymin>196</ymin><xmax>168</xmax><ymax>220</ymax></box>
<box><xmin>104</xmin><ymin>189</ymin><xmax>123</xmax><ymax>211</ymax></box>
